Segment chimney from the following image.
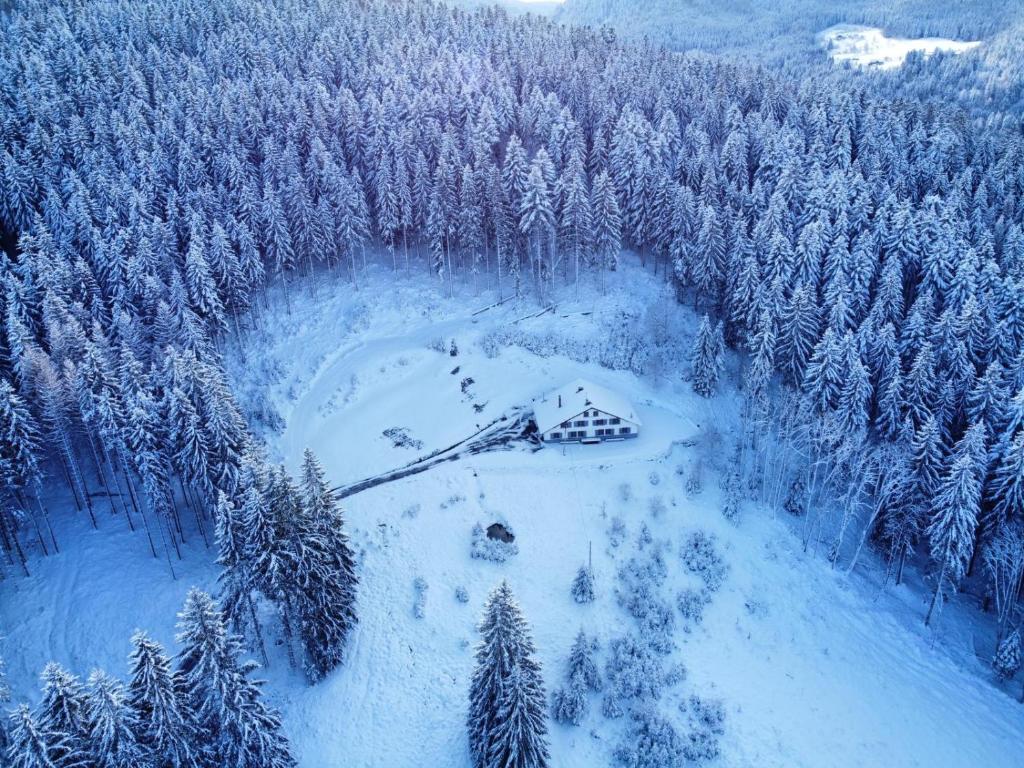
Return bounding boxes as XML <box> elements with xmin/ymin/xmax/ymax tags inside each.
<box><xmin>558</xmin><ymin>394</ymin><xmax>562</xmax><ymax>408</ymax></box>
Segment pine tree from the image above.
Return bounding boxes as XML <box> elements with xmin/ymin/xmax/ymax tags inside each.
<box><xmin>36</xmin><ymin>663</ymin><xmax>90</xmax><ymax>761</ymax></box>
<box><xmin>486</xmin><ymin>662</ymin><xmax>550</xmax><ymax>768</ymax></box>
<box><xmin>552</xmin><ymin>630</ymin><xmax>601</xmax><ymax>726</ymax></box>
<box><xmin>6</xmin><ymin>705</ymin><xmax>79</xmax><ymax>768</ymax></box>
<box><xmin>295</xmin><ymin>449</ymin><xmax>359</xmax><ymax>681</ymax></box>
<box><xmin>174</xmin><ymin>590</ymin><xmax>295</xmax><ymax>768</ymax></box>
<box><xmin>571</xmin><ymin>565</ymin><xmax>595</xmax><ymax>604</ymax></box>
<box><xmin>85</xmin><ymin>670</ymin><xmax>149</xmax><ymax>768</ymax></box>
<box><xmin>591</xmin><ymin>171</ymin><xmax>621</xmax><ymax>280</ymax></box>
<box><xmin>127</xmin><ymin>632</ymin><xmax>199</xmax><ymax>768</ymax></box>
<box><xmin>690</xmin><ymin>315</ymin><xmax>725</xmax><ymax>398</ymax></box>
<box><xmin>468</xmin><ymin>582</ymin><xmax>549</xmax><ymax>768</ymax></box>
<box><xmin>925</xmin><ymin>424</ymin><xmax>987</xmax><ymax>625</ymax></box>
<box><xmin>994</xmin><ymin>629</ymin><xmax>1021</xmax><ymax>681</ymax></box>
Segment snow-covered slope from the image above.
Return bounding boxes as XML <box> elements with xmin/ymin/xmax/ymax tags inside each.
<box><xmin>4</xmin><ymin>260</ymin><xmax>1023</xmax><ymax>767</ymax></box>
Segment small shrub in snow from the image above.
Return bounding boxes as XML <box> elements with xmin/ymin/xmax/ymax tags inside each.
<box><xmin>720</xmin><ymin>468</ymin><xmax>743</xmax><ymax>524</ymax></box>
<box><xmin>470</xmin><ymin>523</ymin><xmax>518</xmax><ymax>562</ymax></box>
<box><xmin>402</xmin><ymin>503</ymin><xmax>421</xmax><ymax>519</ymax></box>
<box><xmin>608</xmin><ymin>517</ymin><xmax>627</xmax><ymax>548</ymax></box>
<box><xmin>412</xmin><ymin>577</ymin><xmax>428</xmax><ymax>619</ymax></box>
<box><xmin>677</xmin><ymin>588</ymin><xmax>712</xmax><ymax>633</ymax></box>
<box><xmin>648</xmin><ymin>496</ymin><xmax>666</xmax><ymax>518</ymax></box>
<box><xmin>440</xmin><ymin>493</ymin><xmax>466</xmax><ymax>509</ymax></box>
<box><xmin>685</xmin><ymin>460</ymin><xmax>703</xmax><ymax>497</ymax></box>
<box><xmin>619</xmin><ymin>483</ymin><xmax>633</xmax><ymax>503</ymax></box>
<box><xmin>455</xmin><ymin>586</ymin><xmax>470</xmax><ymax>604</ymax></box>
<box><xmin>572</xmin><ymin>566</ymin><xmax>596</xmax><ymax>604</ymax></box>
<box><xmin>613</xmin><ymin>707</ymin><xmax>685</xmax><ymax>768</ymax></box>
<box><xmin>994</xmin><ymin>630</ymin><xmax>1021</xmax><ymax>680</ymax></box>
<box><xmin>744</xmin><ymin>597</ymin><xmax>769</xmax><ymax>619</ymax></box>
<box><xmin>449</xmin><ymin>338</ymin><xmax>458</xmax><ymax>357</ymax></box>
<box><xmin>636</xmin><ymin>522</ymin><xmax>654</xmax><ymax>549</ymax></box>
<box><xmin>680</xmin><ymin>531</ymin><xmax>728</xmax><ymax>592</ymax></box>
<box><xmin>428</xmin><ymin>337</ymin><xmax>447</xmax><ymax>353</ymax></box>
<box><xmin>784</xmin><ymin>477</ymin><xmax>806</xmax><ymax>516</ymax></box>
<box><xmin>683</xmin><ymin>695</ymin><xmax>726</xmax><ymax>763</ymax></box>
<box><xmin>648</xmin><ymin>471</ymin><xmax>660</xmax><ymax>486</ymax></box>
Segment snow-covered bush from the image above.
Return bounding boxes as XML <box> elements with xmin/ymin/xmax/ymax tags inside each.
<box><xmin>402</xmin><ymin>503</ymin><xmax>421</xmax><ymax>519</ymax></box>
<box><xmin>428</xmin><ymin>337</ymin><xmax>448</xmax><ymax>353</ymax></box>
<box><xmin>648</xmin><ymin>471</ymin><xmax>661</xmax><ymax>486</ymax></box>
<box><xmin>613</xmin><ymin>707</ymin><xmax>685</xmax><ymax>768</ymax></box>
<box><xmin>685</xmin><ymin>459</ymin><xmax>703</xmax><ymax>497</ymax></box>
<box><xmin>784</xmin><ymin>477</ymin><xmax>806</xmax><ymax>516</ymax></box>
<box><xmin>455</xmin><ymin>586</ymin><xmax>470</xmax><ymax>604</ymax></box>
<box><xmin>677</xmin><ymin>588</ymin><xmax>712</xmax><ymax>633</ymax></box>
<box><xmin>470</xmin><ymin>523</ymin><xmax>518</xmax><ymax>562</ymax></box>
<box><xmin>608</xmin><ymin>517</ymin><xmax>627</xmax><ymax>548</ymax></box>
<box><xmin>619</xmin><ymin>482</ymin><xmax>634</xmax><ymax>503</ymax></box>
<box><xmin>683</xmin><ymin>695</ymin><xmax>726</xmax><ymax>762</ymax></box>
<box><xmin>637</xmin><ymin>522</ymin><xmax>654</xmax><ymax>549</ymax></box>
<box><xmin>648</xmin><ymin>496</ymin><xmax>666</xmax><ymax>518</ymax></box>
<box><xmin>572</xmin><ymin>565</ymin><xmax>596</xmax><ymax>604</ymax></box>
<box><xmin>994</xmin><ymin>630</ymin><xmax>1021</xmax><ymax>680</ymax></box>
<box><xmin>603</xmin><ymin>634</ymin><xmax>675</xmax><ymax>717</ymax></box>
<box><xmin>440</xmin><ymin>494</ymin><xmax>466</xmax><ymax>509</ymax></box>
<box><xmin>412</xmin><ymin>577</ymin><xmax>428</xmax><ymax>619</ymax></box>
<box><xmin>720</xmin><ymin>468</ymin><xmax>743</xmax><ymax>524</ymax></box>
<box><xmin>680</xmin><ymin>531</ymin><xmax>728</xmax><ymax>592</ymax></box>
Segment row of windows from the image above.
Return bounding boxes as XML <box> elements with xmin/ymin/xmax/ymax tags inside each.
<box><xmin>561</xmin><ymin>417</ymin><xmax>622</xmax><ymax>429</ymax></box>
<box><xmin>548</xmin><ymin>427</ymin><xmax>632</xmax><ymax>440</ymax></box>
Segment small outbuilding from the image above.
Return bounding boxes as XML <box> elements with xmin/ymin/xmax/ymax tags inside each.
<box><xmin>533</xmin><ymin>378</ymin><xmax>641</xmax><ymax>444</ymax></box>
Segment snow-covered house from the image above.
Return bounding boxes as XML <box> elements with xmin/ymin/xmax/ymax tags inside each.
<box><xmin>533</xmin><ymin>379</ymin><xmax>641</xmax><ymax>444</ymax></box>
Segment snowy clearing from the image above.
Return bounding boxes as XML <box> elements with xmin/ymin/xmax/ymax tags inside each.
<box><xmin>820</xmin><ymin>24</ymin><xmax>981</xmax><ymax>69</ymax></box>
<box><xmin>4</xmin><ymin>261</ymin><xmax>1023</xmax><ymax>767</ymax></box>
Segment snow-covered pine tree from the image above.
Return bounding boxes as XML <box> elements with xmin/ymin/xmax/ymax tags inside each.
<box><xmin>127</xmin><ymin>631</ymin><xmax>200</xmax><ymax>768</ymax></box>
<box><xmin>690</xmin><ymin>315</ymin><xmax>725</xmax><ymax>398</ymax></box>
<box><xmin>571</xmin><ymin>565</ymin><xmax>595</xmax><ymax>604</ymax></box>
<box><xmin>174</xmin><ymin>589</ymin><xmax>295</xmax><ymax>768</ymax></box>
<box><xmin>486</xmin><ymin>662</ymin><xmax>550</xmax><ymax>768</ymax></box>
<box><xmin>925</xmin><ymin>423</ymin><xmax>987</xmax><ymax>626</ymax></box>
<box><xmin>468</xmin><ymin>581</ymin><xmax>548</xmax><ymax>768</ymax></box>
<box><xmin>85</xmin><ymin>670</ymin><xmax>149</xmax><ymax>768</ymax></box>
<box><xmin>551</xmin><ymin>629</ymin><xmax>602</xmax><ymax>726</ymax></box>
<box><xmin>35</xmin><ymin>663</ymin><xmax>90</xmax><ymax>760</ymax></box>
<box><xmin>296</xmin><ymin>449</ymin><xmax>359</xmax><ymax>681</ymax></box>
<box><xmin>993</xmin><ymin>629</ymin><xmax>1021</xmax><ymax>681</ymax></box>
<box><xmin>7</xmin><ymin>704</ymin><xmax>80</xmax><ymax>768</ymax></box>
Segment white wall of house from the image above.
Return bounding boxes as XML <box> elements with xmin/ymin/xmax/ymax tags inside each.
<box><xmin>541</xmin><ymin>407</ymin><xmax>639</xmax><ymax>442</ymax></box>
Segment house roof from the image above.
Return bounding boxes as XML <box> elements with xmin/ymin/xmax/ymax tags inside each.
<box><xmin>533</xmin><ymin>378</ymin><xmax>642</xmax><ymax>433</ymax></box>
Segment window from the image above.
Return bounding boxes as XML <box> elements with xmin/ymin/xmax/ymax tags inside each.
<box><xmin>610</xmin><ymin>418</ymin><xmax>621</xmax><ymax>425</ymax></box>
<box><xmin>594</xmin><ymin>419</ymin><xmax>607</xmax><ymax>426</ymax></box>
<box><xmin>550</xmin><ymin>432</ymin><xmax>562</xmax><ymax>440</ymax></box>
<box><xmin>574</xmin><ymin>420</ymin><xmax>587</xmax><ymax>427</ymax></box>
<box><xmin>560</xmin><ymin>421</ymin><xmax>570</xmax><ymax>429</ymax></box>
<box><xmin>568</xmin><ymin>430</ymin><xmax>585</xmax><ymax>438</ymax></box>
<box><xmin>597</xmin><ymin>428</ymin><xmax>612</xmax><ymax>436</ymax></box>
<box><xmin>619</xmin><ymin>427</ymin><xmax>631</xmax><ymax>435</ymax></box>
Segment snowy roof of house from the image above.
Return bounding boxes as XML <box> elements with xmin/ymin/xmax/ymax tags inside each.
<box><xmin>533</xmin><ymin>378</ymin><xmax>642</xmax><ymax>433</ymax></box>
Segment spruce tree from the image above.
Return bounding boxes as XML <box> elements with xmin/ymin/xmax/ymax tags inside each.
<box><xmin>994</xmin><ymin>629</ymin><xmax>1022</xmax><ymax>681</ymax></box>
<box><xmin>296</xmin><ymin>449</ymin><xmax>359</xmax><ymax>681</ymax></box>
<box><xmin>127</xmin><ymin>632</ymin><xmax>198</xmax><ymax>768</ymax></box>
<box><xmin>85</xmin><ymin>670</ymin><xmax>149</xmax><ymax>768</ymax></box>
<box><xmin>571</xmin><ymin>566</ymin><xmax>595</xmax><ymax>604</ymax></box>
<box><xmin>925</xmin><ymin>424</ymin><xmax>987</xmax><ymax>625</ymax></box>
<box><xmin>468</xmin><ymin>582</ymin><xmax>549</xmax><ymax>768</ymax></box>
<box><xmin>691</xmin><ymin>315</ymin><xmax>725</xmax><ymax>398</ymax></box>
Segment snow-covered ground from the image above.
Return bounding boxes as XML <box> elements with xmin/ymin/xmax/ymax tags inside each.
<box><xmin>3</xmin><ymin>260</ymin><xmax>1024</xmax><ymax>766</ymax></box>
<box><xmin>820</xmin><ymin>24</ymin><xmax>981</xmax><ymax>69</ymax></box>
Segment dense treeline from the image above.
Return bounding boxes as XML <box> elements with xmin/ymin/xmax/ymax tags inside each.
<box><xmin>8</xmin><ymin>590</ymin><xmax>295</xmax><ymax>768</ymax></box>
<box><xmin>1</xmin><ymin>0</ymin><xmax>1024</xmax><ymax>731</ymax></box>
